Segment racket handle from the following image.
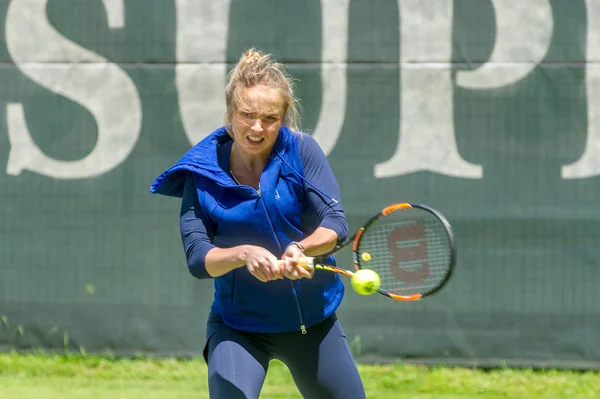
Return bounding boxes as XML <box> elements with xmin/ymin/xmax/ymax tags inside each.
<box><xmin>276</xmin><ymin>256</ymin><xmax>315</xmax><ymax>270</ymax></box>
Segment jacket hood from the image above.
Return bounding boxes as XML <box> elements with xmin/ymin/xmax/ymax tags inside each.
<box><xmin>150</xmin><ymin>126</ymin><xmax>293</xmax><ymax>198</ymax></box>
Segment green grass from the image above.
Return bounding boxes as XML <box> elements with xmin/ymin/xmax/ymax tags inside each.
<box><xmin>1</xmin><ymin>353</ymin><xmax>600</xmax><ymax>398</ymax></box>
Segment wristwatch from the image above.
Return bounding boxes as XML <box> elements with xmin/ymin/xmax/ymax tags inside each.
<box><xmin>288</xmin><ymin>241</ymin><xmax>305</xmax><ymax>252</ymax></box>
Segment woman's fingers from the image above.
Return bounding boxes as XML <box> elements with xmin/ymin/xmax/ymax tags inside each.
<box><xmin>281</xmin><ymin>257</ymin><xmax>313</xmax><ymax>280</ymax></box>
<box><xmin>248</xmin><ymin>250</ymin><xmax>313</xmax><ymax>282</ymax></box>
<box><xmin>296</xmin><ymin>265</ymin><xmax>312</xmax><ymax>279</ymax></box>
<box><xmin>267</xmin><ymin>255</ymin><xmax>283</xmax><ymax>280</ymax></box>
<box><xmin>251</xmin><ymin>265</ymin><xmax>269</xmax><ymax>282</ymax></box>
<box><xmin>245</xmin><ymin>249</ymin><xmax>284</xmax><ymax>282</ymax></box>
<box><xmin>282</xmin><ymin>258</ymin><xmax>300</xmax><ymax>280</ymax></box>
<box><xmin>281</xmin><ymin>257</ymin><xmax>293</xmax><ymax>278</ymax></box>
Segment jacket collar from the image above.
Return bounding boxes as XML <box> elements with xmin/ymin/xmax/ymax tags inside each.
<box><xmin>150</xmin><ymin>126</ymin><xmax>294</xmax><ymax>198</ymax></box>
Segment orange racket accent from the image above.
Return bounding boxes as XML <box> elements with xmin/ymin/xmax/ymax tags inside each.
<box><xmin>387</xmin><ymin>292</ymin><xmax>423</xmax><ymax>301</ymax></box>
<box><xmin>381</xmin><ymin>203</ymin><xmax>412</xmax><ymax>215</ymax></box>
<box><xmin>327</xmin><ymin>266</ymin><xmax>354</xmax><ymax>277</ymax></box>
<box><xmin>352</xmin><ymin>227</ymin><xmax>365</xmax><ymax>251</ymax></box>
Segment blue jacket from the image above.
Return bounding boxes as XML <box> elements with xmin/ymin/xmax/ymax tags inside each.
<box><xmin>150</xmin><ymin>126</ymin><xmax>346</xmax><ymax>333</ymax></box>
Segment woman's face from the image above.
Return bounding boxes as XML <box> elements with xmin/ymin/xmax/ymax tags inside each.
<box><xmin>230</xmin><ymin>85</ymin><xmax>285</xmax><ymax>158</ymax></box>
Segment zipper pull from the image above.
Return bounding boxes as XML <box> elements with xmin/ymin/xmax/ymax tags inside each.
<box><xmin>257</xmin><ymin>183</ymin><xmax>262</xmax><ymax>197</ymax></box>
<box><xmin>300</xmin><ymin>324</ymin><xmax>307</xmax><ymax>335</ymax></box>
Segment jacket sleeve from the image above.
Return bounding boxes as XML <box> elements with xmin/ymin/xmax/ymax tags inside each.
<box><xmin>180</xmin><ymin>174</ymin><xmax>216</xmax><ymax>279</ymax></box>
<box><xmin>298</xmin><ymin>134</ymin><xmax>349</xmax><ymax>243</ymax></box>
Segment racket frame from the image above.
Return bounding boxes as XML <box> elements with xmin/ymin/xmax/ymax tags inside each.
<box><xmin>310</xmin><ymin>203</ymin><xmax>456</xmax><ymax>301</ymax></box>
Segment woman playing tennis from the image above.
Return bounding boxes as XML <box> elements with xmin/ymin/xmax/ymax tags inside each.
<box><xmin>151</xmin><ymin>48</ymin><xmax>365</xmax><ymax>399</ymax></box>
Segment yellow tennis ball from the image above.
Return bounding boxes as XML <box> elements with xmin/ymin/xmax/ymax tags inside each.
<box><xmin>361</xmin><ymin>252</ymin><xmax>371</xmax><ymax>262</ymax></box>
<box><xmin>351</xmin><ymin>269</ymin><xmax>381</xmax><ymax>295</ymax></box>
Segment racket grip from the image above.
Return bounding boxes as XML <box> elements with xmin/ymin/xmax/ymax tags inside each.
<box><xmin>276</xmin><ymin>256</ymin><xmax>315</xmax><ymax>270</ymax></box>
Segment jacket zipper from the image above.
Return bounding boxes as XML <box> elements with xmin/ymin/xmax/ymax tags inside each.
<box><xmin>256</xmin><ymin>183</ymin><xmax>307</xmax><ymax>335</ymax></box>
<box><xmin>230</xmin><ymin>172</ymin><xmax>308</xmax><ymax>335</ymax></box>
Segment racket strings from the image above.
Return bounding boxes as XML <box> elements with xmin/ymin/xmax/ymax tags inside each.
<box><xmin>357</xmin><ymin>210</ymin><xmax>452</xmax><ymax>296</ymax></box>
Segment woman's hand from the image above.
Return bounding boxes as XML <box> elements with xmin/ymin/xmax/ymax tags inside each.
<box><xmin>281</xmin><ymin>243</ymin><xmax>314</xmax><ymax>280</ymax></box>
<box><xmin>244</xmin><ymin>246</ymin><xmax>283</xmax><ymax>282</ymax></box>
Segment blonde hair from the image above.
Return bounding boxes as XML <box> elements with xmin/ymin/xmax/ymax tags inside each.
<box><xmin>225</xmin><ymin>48</ymin><xmax>300</xmax><ymax>132</ymax></box>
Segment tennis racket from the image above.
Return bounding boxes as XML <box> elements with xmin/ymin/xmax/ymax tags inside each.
<box><xmin>284</xmin><ymin>203</ymin><xmax>456</xmax><ymax>301</ymax></box>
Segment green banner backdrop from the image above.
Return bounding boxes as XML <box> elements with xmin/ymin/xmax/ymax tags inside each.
<box><xmin>2</xmin><ymin>0</ymin><xmax>600</xmax><ymax>368</ymax></box>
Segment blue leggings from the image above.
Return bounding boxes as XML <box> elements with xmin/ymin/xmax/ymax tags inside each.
<box><xmin>203</xmin><ymin>313</ymin><xmax>366</xmax><ymax>399</ymax></box>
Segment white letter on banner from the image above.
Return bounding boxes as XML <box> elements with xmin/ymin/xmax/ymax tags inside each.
<box><xmin>456</xmin><ymin>0</ymin><xmax>553</xmax><ymax>89</ymax></box>
<box><xmin>176</xmin><ymin>0</ymin><xmax>349</xmax><ymax>154</ymax></box>
<box><xmin>5</xmin><ymin>0</ymin><xmax>141</xmax><ymax>179</ymax></box>
<box><xmin>562</xmin><ymin>0</ymin><xmax>600</xmax><ymax>179</ymax></box>
<box><xmin>375</xmin><ymin>0</ymin><xmax>482</xmax><ymax>178</ymax></box>
<box><xmin>308</xmin><ymin>0</ymin><xmax>349</xmax><ymax>156</ymax></box>
<box><xmin>175</xmin><ymin>0</ymin><xmax>230</xmax><ymax>145</ymax></box>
